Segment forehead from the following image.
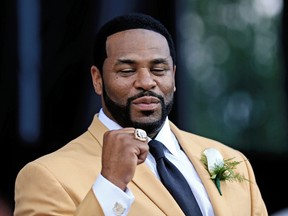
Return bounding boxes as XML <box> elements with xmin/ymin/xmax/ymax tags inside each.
<box><xmin>105</xmin><ymin>29</ymin><xmax>170</xmax><ymax>58</ymax></box>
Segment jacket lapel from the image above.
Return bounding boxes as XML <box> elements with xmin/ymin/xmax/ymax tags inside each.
<box><xmin>169</xmin><ymin>121</ymin><xmax>233</xmax><ymax>216</ymax></box>
<box><xmin>88</xmin><ymin>114</ymin><xmax>109</xmax><ymax>149</ymax></box>
<box><xmin>132</xmin><ymin>163</ymin><xmax>185</xmax><ymax>215</ymax></box>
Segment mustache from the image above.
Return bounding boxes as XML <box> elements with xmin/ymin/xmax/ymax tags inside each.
<box><xmin>128</xmin><ymin>91</ymin><xmax>164</xmax><ymax>102</ymax></box>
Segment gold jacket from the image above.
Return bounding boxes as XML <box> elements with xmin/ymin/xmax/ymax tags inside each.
<box><xmin>14</xmin><ymin>114</ymin><xmax>268</xmax><ymax>216</ymax></box>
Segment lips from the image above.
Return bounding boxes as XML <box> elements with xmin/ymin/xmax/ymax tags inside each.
<box><xmin>132</xmin><ymin>96</ymin><xmax>160</xmax><ymax>104</ymax></box>
<box><xmin>132</xmin><ymin>96</ymin><xmax>160</xmax><ymax>110</ymax></box>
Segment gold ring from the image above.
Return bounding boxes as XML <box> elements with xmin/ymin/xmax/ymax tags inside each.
<box><xmin>134</xmin><ymin>129</ymin><xmax>147</xmax><ymax>142</ymax></box>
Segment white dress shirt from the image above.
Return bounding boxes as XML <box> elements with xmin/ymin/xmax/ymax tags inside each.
<box><xmin>93</xmin><ymin>109</ymin><xmax>215</xmax><ymax>216</ymax></box>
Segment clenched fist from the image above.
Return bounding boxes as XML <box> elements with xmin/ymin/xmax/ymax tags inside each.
<box><xmin>101</xmin><ymin>127</ymin><xmax>149</xmax><ymax>190</ymax></box>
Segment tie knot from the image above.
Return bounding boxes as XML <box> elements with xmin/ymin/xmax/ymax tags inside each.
<box><xmin>148</xmin><ymin>140</ymin><xmax>165</xmax><ymax>160</ymax></box>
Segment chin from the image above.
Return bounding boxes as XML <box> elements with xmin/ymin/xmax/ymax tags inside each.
<box><xmin>133</xmin><ymin>113</ymin><xmax>161</xmax><ymax>123</ymax></box>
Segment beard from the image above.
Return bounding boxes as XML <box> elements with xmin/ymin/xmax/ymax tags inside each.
<box><xmin>102</xmin><ymin>87</ymin><xmax>174</xmax><ymax>137</ymax></box>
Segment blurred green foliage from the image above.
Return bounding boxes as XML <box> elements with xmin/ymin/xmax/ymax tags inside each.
<box><xmin>177</xmin><ymin>0</ymin><xmax>287</xmax><ymax>153</ymax></box>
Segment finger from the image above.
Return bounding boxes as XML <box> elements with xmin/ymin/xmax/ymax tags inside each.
<box><xmin>135</xmin><ymin>141</ymin><xmax>149</xmax><ymax>164</ymax></box>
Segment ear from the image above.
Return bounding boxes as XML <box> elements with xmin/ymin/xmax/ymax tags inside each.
<box><xmin>91</xmin><ymin>65</ymin><xmax>103</xmax><ymax>95</ymax></box>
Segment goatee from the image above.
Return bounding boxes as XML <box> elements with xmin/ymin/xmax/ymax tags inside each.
<box><xmin>103</xmin><ymin>89</ymin><xmax>174</xmax><ymax>136</ymax></box>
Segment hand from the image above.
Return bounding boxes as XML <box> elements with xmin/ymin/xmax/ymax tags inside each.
<box><xmin>101</xmin><ymin>128</ymin><xmax>149</xmax><ymax>190</ymax></box>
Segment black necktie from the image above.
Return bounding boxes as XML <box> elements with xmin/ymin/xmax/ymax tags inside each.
<box><xmin>148</xmin><ymin>139</ymin><xmax>202</xmax><ymax>216</ymax></box>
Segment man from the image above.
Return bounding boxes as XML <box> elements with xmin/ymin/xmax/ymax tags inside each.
<box><xmin>14</xmin><ymin>13</ymin><xmax>268</xmax><ymax>216</ymax></box>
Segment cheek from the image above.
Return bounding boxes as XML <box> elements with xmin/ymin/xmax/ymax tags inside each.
<box><xmin>161</xmin><ymin>82</ymin><xmax>175</xmax><ymax>102</ymax></box>
<box><xmin>161</xmin><ymin>79</ymin><xmax>175</xmax><ymax>93</ymax></box>
<box><xmin>104</xmin><ymin>78</ymin><xmax>131</xmax><ymax>103</ymax></box>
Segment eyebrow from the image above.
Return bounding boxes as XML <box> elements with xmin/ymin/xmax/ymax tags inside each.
<box><xmin>115</xmin><ymin>58</ymin><xmax>169</xmax><ymax>66</ymax></box>
<box><xmin>151</xmin><ymin>58</ymin><xmax>169</xmax><ymax>65</ymax></box>
<box><xmin>115</xmin><ymin>59</ymin><xmax>135</xmax><ymax>66</ymax></box>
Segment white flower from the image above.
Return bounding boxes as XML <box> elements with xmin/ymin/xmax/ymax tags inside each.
<box><xmin>201</xmin><ymin>147</ymin><xmax>248</xmax><ymax>196</ymax></box>
<box><xmin>203</xmin><ymin>148</ymin><xmax>224</xmax><ymax>176</ymax></box>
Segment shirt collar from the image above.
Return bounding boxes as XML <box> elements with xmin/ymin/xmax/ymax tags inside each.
<box><xmin>154</xmin><ymin>117</ymin><xmax>179</xmax><ymax>156</ymax></box>
<box><xmin>98</xmin><ymin>108</ymin><xmax>122</xmax><ymax>130</ymax></box>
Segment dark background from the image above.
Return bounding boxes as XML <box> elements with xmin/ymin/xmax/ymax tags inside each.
<box><xmin>1</xmin><ymin>0</ymin><xmax>287</xmax><ymax>215</ymax></box>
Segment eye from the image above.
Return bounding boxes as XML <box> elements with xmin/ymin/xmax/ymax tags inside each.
<box><xmin>118</xmin><ymin>68</ymin><xmax>136</xmax><ymax>76</ymax></box>
<box><xmin>151</xmin><ymin>67</ymin><xmax>166</xmax><ymax>75</ymax></box>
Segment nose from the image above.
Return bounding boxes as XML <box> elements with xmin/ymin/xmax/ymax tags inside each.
<box><xmin>134</xmin><ymin>69</ymin><xmax>156</xmax><ymax>90</ymax></box>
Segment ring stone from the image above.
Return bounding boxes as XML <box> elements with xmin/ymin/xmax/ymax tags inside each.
<box><xmin>134</xmin><ymin>129</ymin><xmax>147</xmax><ymax>141</ymax></box>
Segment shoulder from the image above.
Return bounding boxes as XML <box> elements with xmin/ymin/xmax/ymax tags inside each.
<box><xmin>169</xmin><ymin>120</ymin><xmax>246</xmax><ymax>159</ymax></box>
<box><xmin>17</xmin><ymin>130</ymin><xmax>102</xmax><ymax>181</ymax></box>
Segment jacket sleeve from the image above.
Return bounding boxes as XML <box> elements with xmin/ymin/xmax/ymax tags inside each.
<box><xmin>14</xmin><ymin>162</ymin><xmax>104</xmax><ymax>216</ymax></box>
<box><xmin>244</xmin><ymin>156</ymin><xmax>268</xmax><ymax>216</ymax></box>
<box><xmin>75</xmin><ymin>190</ymin><xmax>104</xmax><ymax>216</ymax></box>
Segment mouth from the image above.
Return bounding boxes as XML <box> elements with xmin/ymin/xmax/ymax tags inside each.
<box><xmin>132</xmin><ymin>96</ymin><xmax>160</xmax><ymax>111</ymax></box>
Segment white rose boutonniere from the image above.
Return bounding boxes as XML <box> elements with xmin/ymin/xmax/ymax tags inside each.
<box><xmin>201</xmin><ymin>147</ymin><xmax>248</xmax><ymax>196</ymax></box>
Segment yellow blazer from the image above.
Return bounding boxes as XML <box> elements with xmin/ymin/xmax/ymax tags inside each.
<box><xmin>14</xmin><ymin>115</ymin><xmax>268</xmax><ymax>216</ymax></box>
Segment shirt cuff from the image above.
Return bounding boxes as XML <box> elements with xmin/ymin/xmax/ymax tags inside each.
<box><xmin>93</xmin><ymin>174</ymin><xmax>135</xmax><ymax>216</ymax></box>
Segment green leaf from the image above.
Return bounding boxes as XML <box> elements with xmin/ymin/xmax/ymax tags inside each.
<box><xmin>201</xmin><ymin>148</ymin><xmax>250</xmax><ymax>196</ymax></box>
<box><xmin>215</xmin><ymin>174</ymin><xmax>222</xmax><ymax>196</ymax></box>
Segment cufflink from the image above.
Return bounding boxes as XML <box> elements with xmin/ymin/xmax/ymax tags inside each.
<box><xmin>112</xmin><ymin>202</ymin><xmax>126</xmax><ymax>216</ymax></box>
